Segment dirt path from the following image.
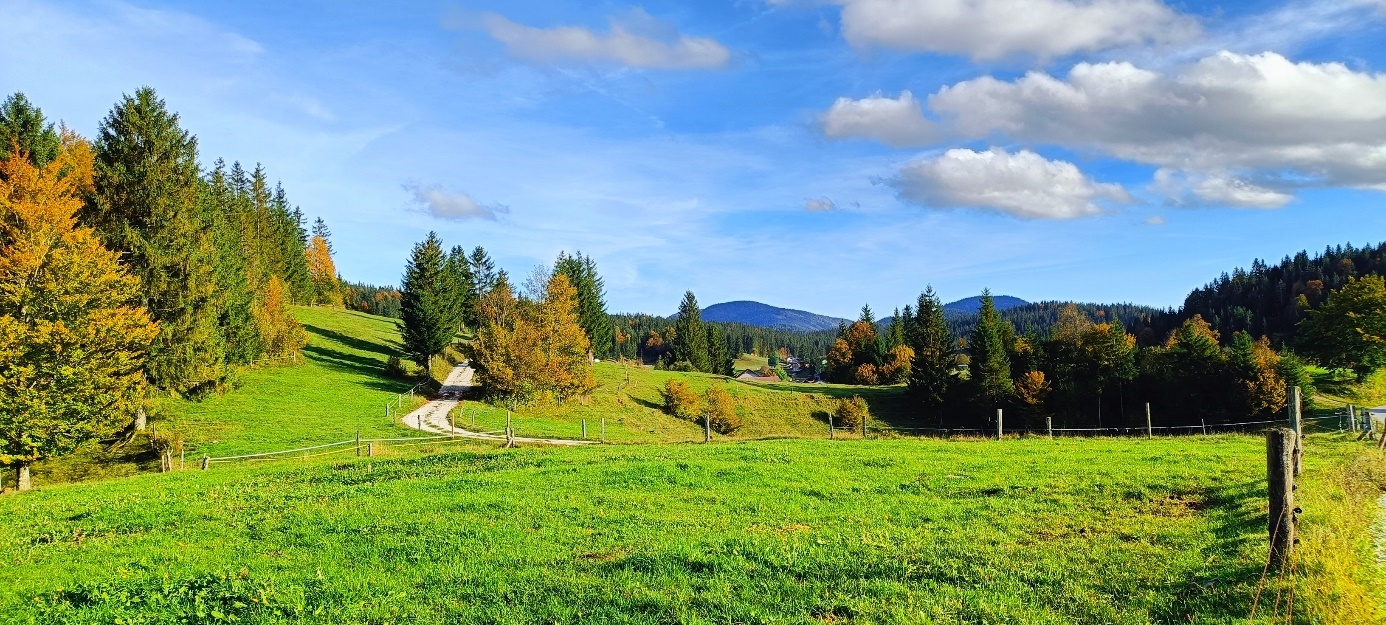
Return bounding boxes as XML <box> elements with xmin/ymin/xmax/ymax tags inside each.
<box><xmin>400</xmin><ymin>364</ymin><xmax>596</xmax><ymax>446</ymax></box>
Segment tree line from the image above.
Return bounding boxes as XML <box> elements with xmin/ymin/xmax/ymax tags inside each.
<box><xmin>0</xmin><ymin>89</ymin><xmax>343</xmax><ymax>489</ymax></box>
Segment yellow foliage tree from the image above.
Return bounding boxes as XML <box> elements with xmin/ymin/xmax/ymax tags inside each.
<box><xmin>469</xmin><ymin>273</ymin><xmax>594</xmax><ymax>407</ymax></box>
<box><xmin>0</xmin><ymin>147</ymin><xmax>158</xmax><ymax>490</ymax></box>
<box><xmin>704</xmin><ymin>385</ymin><xmax>740</xmax><ymax>434</ymax></box>
<box><xmin>255</xmin><ymin>275</ymin><xmax>307</xmax><ymax>358</ymax></box>
<box><xmin>661</xmin><ymin>379</ymin><xmax>701</xmax><ymax>420</ymax></box>
<box><xmin>305</xmin><ymin>234</ymin><xmax>338</xmax><ymax>305</ymax></box>
<box><xmin>1014</xmin><ymin>370</ymin><xmax>1051</xmax><ymax>419</ymax></box>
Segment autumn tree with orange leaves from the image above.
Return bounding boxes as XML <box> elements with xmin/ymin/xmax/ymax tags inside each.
<box><xmin>0</xmin><ymin>146</ymin><xmax>158</xmax><ymax>490</ymax></box>
<box><xmin>306</xmin><ymin>232</ymin><xmax>339</xmax><ymax>305</ymax></box>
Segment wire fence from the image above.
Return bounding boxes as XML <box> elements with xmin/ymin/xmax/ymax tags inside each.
<box><xmin>857</xmin><ymin>412</ymin><xmax>1363</xmax><ymax>437</ymax></box>
<box><xmin>384</xmin><ymin>379</ymin><xmax>433</xmax><ymax>421</ymax></box>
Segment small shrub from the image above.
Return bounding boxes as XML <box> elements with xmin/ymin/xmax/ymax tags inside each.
<box><xmin>704</xmin><ymin>385</ymin><xmax>740</xmax><ymax>434</ymax></box>
<box><xmin>384</xmin><ymin>356</ymin><xmax>413</xmax><ymax>379</ymax></box>
<box><xmin>661</xmin><ymin>379</ymin><xmax>700</xmax><ymax>419</ymax></box>
<box><xmin>834</xmin><ymin>395</ymin><xmax>869</xmax><ymax>430</ymax></box>
<box><xmin>670</xmin><ymin>360</ymin><xmax>696</xmax><ymax>373</ymax></box>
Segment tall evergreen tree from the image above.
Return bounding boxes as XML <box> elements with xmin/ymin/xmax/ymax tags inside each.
<box><xmin>707</xmin><ymin>324</ymin><xmax>732</xmax><ymax>376</ymax></box>
<box><xmin>464</xmin><ymin>246</ymin><xmax>498</xmax><ymax>330</ymax></box>
<box><xmin>442</xmin><ymin>245</ymin><xmax>474</xmax><ymax>334</ymax></box>
<box><xmin>554</xmin><ymin>251</ymin><xmax>613</xmax><ymax>358</ymax></box>
<box><xmin>908</xmin><ymin>286</ymin><xmax>956</xmax><ymax>419</ymax></box>
<box><xmin>671</xmin><ymin>291</ymin><xmax>710</xmax><ymax>371</ymax></box>
<box><xmin>0</xmin><ymin>93</ymin><xmax>61</xmax><ymax>170</ymax></box>
<box><xmin>270</xmin><ymin>183</ymin><xmax>311</xmax><ymax>303</ymax></box>
<box><xmin>968</xmin><ymin>290</ymin><xmax>1014</xmax><ymax>408</ymax></box>
<box><xmin>312</xmin><ymin>217</ymin><xmax>334</xmax><ymax>255</ymax></box>
<box><xmin>92</xmin><ymin>87</ymin><xmax>229</xmax><ymax>394</ymax></box>
<box><xmin>400</xmin><ymin>232</ymin><xmax>455</xmax><ymax>367</ymax></box>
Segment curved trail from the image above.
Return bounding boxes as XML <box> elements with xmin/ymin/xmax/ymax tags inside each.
<box><xmin>400</xmin><ymin>364</ymin><xmax>596</xmax><ymax>446</ymax></box>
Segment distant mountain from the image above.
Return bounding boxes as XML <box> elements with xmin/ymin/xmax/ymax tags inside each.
<box><xmin>700</xmin><ymin>295</ymin><xmax>1032</xmax><ymax>332</ymax></box>
<box><xmin>942</xmin><ymin>295</ymin><xmax>1029</xmax><ymax>318</ymax></box>
<box><xmin>701</xmin><ymin>301</ymin><xmax>848</xmax><ymax>332</ymax></box>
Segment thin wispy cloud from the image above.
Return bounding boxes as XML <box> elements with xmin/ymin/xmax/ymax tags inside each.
<box><xmin>481</xmin><ymin>8</ymin><xmax>731</xmax><ymax>69</ymax></box>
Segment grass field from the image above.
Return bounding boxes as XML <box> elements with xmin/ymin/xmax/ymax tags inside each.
<box><xmin>21</xmin><ymin>307</ymin><xmax>426</xmax><ymax>488</ymax></box>
<box><xmin>2</xmin><ymin>434</ymin><xmax>1381</xmax><ymax>623</ymax></box>
<box><xmin>452</xmin><ymin>360</ymin><xmax>917</xmax><ymax>443</ymax></box>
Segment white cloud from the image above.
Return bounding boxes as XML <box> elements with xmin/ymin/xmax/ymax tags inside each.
<box><xmin>820</xmin><ymin>91</ymin><xmax>935</xmax><ymax>146</ymax></box>
<box><xmin>1151</xmin><ymin>169</ymin><xmax>1294</xmax><ymax>208</ymax></box>
<box><xmin>835</xmin><ymin>0</ymin><xmax>1198</xmax><ymax>61</ymax></box>
<box><xmin>1144</xmin><ymin>215</ymin><xmax>1166</xmax><ymax>226</ymax></box>
<box><xmin>804</xmin><ymin>196</ymin><xmax>836</xmax><ymax>211</ymax></box>
<box><xmin>406</xmin><ymin>184</ymin><xmax>509</xmax><ymax>221</ymax></box>
<box><xmin>926</xmin><ymin>51</ymin><xmax>1386</xmax><ymax>195</ymax></box>
<box><xmin>481</xmin><ymin>9</ymin><xmax>730</xmax><ymax>69</ymax></box>
<box><xmin>890</xmin><ymin>148</ymin><xmax>1131</xmax><ymax>219</ymax></box>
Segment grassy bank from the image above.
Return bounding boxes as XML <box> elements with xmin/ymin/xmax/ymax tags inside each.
<box><xmin>2</xmin><ymin>435</ymin><xmax>1380</xmax><ymax>623</ymax></box>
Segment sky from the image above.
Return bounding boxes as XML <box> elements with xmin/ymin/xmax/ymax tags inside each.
<box><xmin>3</xmin><ymin>0</ymin><xmax>1386</xmax><ymax>318</ymax></box>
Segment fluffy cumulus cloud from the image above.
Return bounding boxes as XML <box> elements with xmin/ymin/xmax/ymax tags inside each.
<box><xmin>833</xmin><ymin>0</ymin><xmax>1198</xmax><ymax>61</ymax></box>
<box><xmin>890</xmin><ymin>148</ymin><xmax>1131</xmax><ymax>219</ymax></box>
<box><xmin>804</xmin><ymin>196</ymin><xmax>836</xmax><ymax>211</ymax></box>
<box><xmin>820</xmin><ymin>91</ymin><xmax>934</xmax><ymax>146</ymax></box>
<box><xmin>1152</xmin><ymin>169</ymin><xmax>1295</xmax><ymax>209</ymax></box>
<box><xmin>406</xmin><ymin>184</ymin><xmax>509</xmax><ymax>221</ymax></box>
<box><xmin>481</xmin><ymin>9</ymin><xmax>730</xmax><ymax>69</ymax></box>
<box><xmin>930</xmin><ymin>51</ymin><xmax>1386</xmax><ymax>193</ymax></box>
<box><xmin>825</xmin><ymin>51</ymin><xmax>1386</xmax><ymax>206</ymax></box>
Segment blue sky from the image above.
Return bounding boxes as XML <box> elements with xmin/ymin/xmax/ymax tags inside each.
<box><xmin>4</xmin><ymin>0</ymin><xmax>1386</xmax><ymax>317</ymax></box>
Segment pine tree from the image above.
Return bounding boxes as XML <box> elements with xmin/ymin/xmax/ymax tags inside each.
<box><xmin>0</xmin><ymin>93</ymin><xmax>61</xmax><ymax>170</ymax></box>
<box><xmin>92</xmin><ymin>87</ymin><xmax>228</xmax><ymax>394</ymax></box>
<box><xmin>442</xmin><ymin>245</ymin><xmax>474</xmax><ymax>334</ymax></box>
<box><xmin>968</xmin><ymin>290</ymin><xmax>1014</xmax><ymax>407</ymax></box>
<box><xmin>0</xmin><ymin>146</ymin><xmax>159</xmax><ymax>490</ymax></box>
<box><xmin>671</xmin><ymin>291</ymin><xmax>710</xmax><ymax>371</ymax></box>
<box><xmin>312</xmin><ymin>217</ymin><xmax>334</xmax><ymax>255</ymax></box>
<box><xmin>554</xmin><ymin>251</ymin><xmax>613</xmax><ymax>358</ymax></box>
<box><xmin>707</xmin><ymin>324</ymin><xmax>732</xmax><ymax>376</ymax></box>
<box><xmin>908</xmin><ymin>286</ymin><xmax>956</xmax><ymax>418</ymax></box>
<box><xmin>270</xmin><ymin>183</ymin><xmax>311</xmax><ymax>303</ymax></box>
<box><xmin>464</xmin><ymin>246</ymin><xmax>498</xmax><ymax>330</ymax></box>
<box><xmin>400</xmin><ymin>232</ymin><xmax>456</xmax><ymax>367</ymax></box>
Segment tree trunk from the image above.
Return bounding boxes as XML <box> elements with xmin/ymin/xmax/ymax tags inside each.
<box><xmin>134</xmin><ymin>405</ymin><xmax>147</xmax><ymax>432</ymax></box>
<box><xmin>17</xmin><ymin>463</ymin><xmax>31</xmax><ymax>491</ymax></box>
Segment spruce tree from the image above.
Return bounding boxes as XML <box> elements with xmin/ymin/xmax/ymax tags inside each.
<box><xmin>400</xmin><ymin>232</ymin><xmax>455</xmax><ymax>367</ymax></box>
<box><xmin>908</xmin><ymin>287</ymin><xmax>956</xmax><ymax>419</ymax></box>
<box><xmin>671</xmin><ymin>291</ymin><xmax>710</xmax><ymax>371</ymax></box>
<box><xmin>442</xmin><ymin>245</ymin><xmax>474</xmax><ymax>333</ymax></box>
<box><xmin>464</xmin><ymin>246</ymin><xmax>498</xmax><ymax>330</ymax></box>
<box><xmin>0</xmin><ymin>92</ymin><xmax>61</xmax><ymax>170</ymax></box>
<box><xmin>270</xmin><ymin>184</ymin><xmax>311</xmax><ymax>303</ymax></box>
<box><xmin>707</xmin><ymin>324</ymin><xmax>732</xmax><ymax>376</ymax></box>
<box><xmin>93</xmin><ymin>87</ymin><xmax>229</xmax><ymax>393</ymax></box>
<box><xmin>967</xmin><ymin>290</ymin><xmax>1014</xmax><ymax>408</ymax></box>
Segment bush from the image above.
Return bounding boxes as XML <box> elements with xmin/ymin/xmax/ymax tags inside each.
<box><xmin>670</xmin><ymin>360</ymin><xmax>696</xmax><ymax>373</ymax></box>
<box><xmin>661</xmin><ymin>379</ymin><xmax>700</xmax><ymax>419</ymax></box>
<box><xmin>384</xmin><ymin>356</ymin><xmax>413</xmax><ymax>379</ymax></box>
<box><xmin>834</xmin><ymin>395</ymin><xmax>869</xmax><ymax>430</ymax></box>
<box><xmin>704</xmin><ymin>385</ymin><xmax>741</xmax><ymax>434</ymax></box>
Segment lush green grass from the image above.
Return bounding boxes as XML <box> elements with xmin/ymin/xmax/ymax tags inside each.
<box><xmin>732</xmin><ymin>353</ymin><xmax>769</xmax><ymax>372</ymax></box>
<box><xmin>20</xmin><ymin>307</ymin><xmax>426</xmax><ymax>489</ymax></box>
<box><xmin>5</xmin><ymin>434</ymin><xmax>1377</xmax><ymax>624</ymax></box>
<box><xmin>164</xmin><ymin>306</ymin><xmax>426</xmax><ymax>458</ymax></box>
<box><xmin>455</xmin><ymin>361</ymin><xmax>909</xmax><ymax>443</ymax></box>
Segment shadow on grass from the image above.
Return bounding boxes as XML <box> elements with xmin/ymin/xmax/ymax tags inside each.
<box><xmin>302</xmin><ymin>344</ymin><xmax>413</xmax><ymax>394</ymax></box>
<box><xmin>1152</xmin><ymin>478</ymin><xmax>1266</xmax><ymax>622</ymax></box>
<box><xmin>303</xmin><ymin>323</ymin><xmax>399</xmax><ymax>358</ymax></box>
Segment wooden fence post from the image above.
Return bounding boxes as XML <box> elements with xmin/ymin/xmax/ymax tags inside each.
<box><xmin>367</xmin><ymin>442</ymin><xmax>374</xmax><ymax>457</ymax></box>
<box><xmin>704</xmin><ymin>414</ymin><xmax>711</xmax><ymax>443</ymax></box>
<box><xmin>1201</xmin><ymin>418</ymin><xmax>1207</xmax><ymax>436</ymax></box>
<box><xmin>1145</xmin><ymin>403</ymin><xmax>1153</xmax><ymax>439</ymax></box>
<box><xmin>582</xmin><ymin>419</ymin><xmax>588</xmax><ymax>440</ymax></box>
<box><xmin>356</xmin><ymin>430</ymin><xmax>361</xmax><ymax>457</ymax></box>
<box><xmin>505</xmin><ymin>427</ymin><xmax>515</xmax><ymax>448</ymax></box>
<box><xmin>1289</xmin><ymin>386</ymin><xmax>1303</xmax><ymax>476</ymax></box>
<box><xmin>996</xmin><ymin>409</ymin><xmax>1003</xmax><ymax>440</ymax></box>
<box><xmin>180</xmin><ymin>450</ymin><xmax>185</xmax><ymax>471</ymax></box>
<box><xmin>862</xmin><ymin>412</ymin><xmax>868</xmax><ymax>439</ymax></box>
<box><xmin>600</xmin><ymin>418</ymin><xmax>605</xmax><ymax>443</ymax></box>
<box><xmin>829</xmin><ymin>414</ymin><xmax>835</xmax><ymax>440</ymax></box>
<box><xmin>1266</xmin><ymin>428</ymin><xmax>1297</xmax><ymax>568</ymax></box>
<box><xmin>1046</xmin><ymin>416</ymin><xmax>1052</xmax><ymax>439</ymax></box>
<box><xmin>200</xmin><ymin>455</ymin><xmax>209</xmax><ymax>470</ymax></box>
